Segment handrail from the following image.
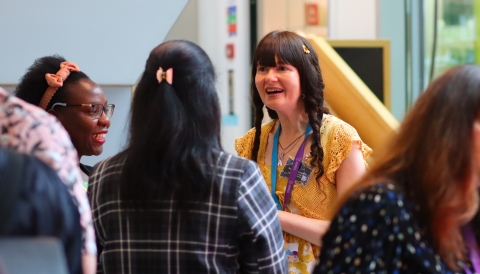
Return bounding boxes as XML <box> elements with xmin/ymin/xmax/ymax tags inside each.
<box><xmin>307</xmin><ymin>35</ymin><xmax>399</xmax><ymax>160</ymax></box>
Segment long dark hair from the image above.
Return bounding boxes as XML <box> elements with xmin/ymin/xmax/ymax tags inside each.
<box><xmin>120</xmin><ymin>40</ymin><xmax>222</xmax><ymax>210</ymax></box>
<box><xmin>14</xmin><ymin>55</ymin><xmax>90</xmax><ymax>109</ymax></box>
<box><xmin>250</xmin><ymin>31</ymin><xmax>329</xmax><ymax>179</ymax></box>
<box><xmin>337</xmin><ymin>65</ymin><xmax>480</xmax><ymax>270</ymax></box>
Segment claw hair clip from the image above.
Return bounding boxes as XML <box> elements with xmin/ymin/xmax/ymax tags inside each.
<box><xmin>302</xmin><ymin>45</ymin><xmax>310</xmax><ymax>54</ymax></box>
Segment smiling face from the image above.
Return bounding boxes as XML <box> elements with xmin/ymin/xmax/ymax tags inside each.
<box><xmin>255</xmin><ymin>57</ymin><xmax>303</xmax><ymax>114</ymax></box>
<box><xmin>51</xmin><ymin>78</ymin><xmax>111</xmax><ymax>159</ymax></box>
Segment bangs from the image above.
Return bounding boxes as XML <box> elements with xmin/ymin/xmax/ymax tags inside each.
<box><xmin>254</xmin><ymin>34</ymin><xmax>303</xmax><ymax>67</ymax></box>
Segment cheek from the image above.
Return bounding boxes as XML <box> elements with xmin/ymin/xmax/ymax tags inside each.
<box><xmin>255</xmin><ymin>75</ymin><xmax>264</xmax><ymax>91</ymax></box>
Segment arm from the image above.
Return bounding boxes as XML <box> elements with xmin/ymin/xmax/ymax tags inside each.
<box><xmin>277</xmin><ymin>144</ymin><xmax>365</xmax><ymax>246</ymax></box>
<box><xmin>237</xmin><ymin>161</ymin><xmax>287</xmax><ymax>274</ymax></box>
<box><xmin>277</xmin><ymin>211</ymin><xmax>330</xmax><ymax>246</ymax></box>
<box><xmin>335</xmin><ymin>142</ymin><xmax>367</xmax><ymax>198</ymax></box>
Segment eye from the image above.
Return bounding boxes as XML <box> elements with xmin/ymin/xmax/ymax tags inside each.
<box><xmin>90</xmin><ymin>104</ymin><xmax>101</xmax><ymax>117</ymax></box>
<box><xmin>257</xmin><ymin>66</ymin><xmax>268</xmax><ymax>72</ymax></box>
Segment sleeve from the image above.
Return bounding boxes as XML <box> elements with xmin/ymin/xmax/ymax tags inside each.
<box><xmin>314</xmin><ymin>185</ymin><xmax>406</xmax><ymax>273</ymax></box>
<box><xmin>234</xmin><ymin>128</ymin><xmax>256</xmax><ymax>160</ymax></box>
<box><xmin>323</xmin><ymin>120</ymin><xmax>372</xmax><ymax>184</ymax></box>
<box><xmin>236</xmin><ymin>160</ymin><xmax>287</xmax><ymax>274</ymax></box>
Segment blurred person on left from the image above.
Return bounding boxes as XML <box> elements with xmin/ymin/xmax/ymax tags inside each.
<box><xmin>0</xmin><ymin>87</ymin><xmax>96</xmax><ymax>274</ymax></box>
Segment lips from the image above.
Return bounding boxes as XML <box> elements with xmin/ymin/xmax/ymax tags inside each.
<box><xmin>266</xmin><ymin>88</ymin><xmax>284</xmax><ymax>94</ymax></box>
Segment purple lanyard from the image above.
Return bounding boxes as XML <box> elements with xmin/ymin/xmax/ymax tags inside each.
<box><xmin>271</xmin><ymin>123</ymin><xmax>312</xmax><ymax>210</ymax></box>
<box><xmin>463</xmin><ymin>224</ymin><xmax>480</xmax><ymax>274</ymax></box>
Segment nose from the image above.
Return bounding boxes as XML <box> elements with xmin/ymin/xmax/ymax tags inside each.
<box><xmin>265</xmin><ymin>68</ymin><xmax>278</xmax><ymax>82</ymax></box>
<box><xmin>98</xmin><ymin>112</ymin><xmax>111</xmax><ymax>128</ymax></box>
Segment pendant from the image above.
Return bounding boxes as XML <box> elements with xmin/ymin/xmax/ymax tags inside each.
<box><xmin>278</xmin><ymin>158</ymin><xmax>283</xmax><ymax>166</ymax></box>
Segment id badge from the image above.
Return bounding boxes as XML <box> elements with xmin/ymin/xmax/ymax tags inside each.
<box><xmin>285</xmin><ymin>242</ymin><xmax>299</xmax><ymax>263</ymax></box>
<box><xmin>280</xmin><ymin>158</ymin><xmax>314</xmax><ymax>186</ymax></box>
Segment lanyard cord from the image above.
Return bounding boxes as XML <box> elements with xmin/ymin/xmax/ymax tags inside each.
<box><xmin>463</xmin><ymin>224</ymin><xmax>480</xmax><ymax>274</ymax></box>
<box><xmin>271</xmin><ymin>122</ymin><xmax>312</xmax><ymax>210</ymax></box>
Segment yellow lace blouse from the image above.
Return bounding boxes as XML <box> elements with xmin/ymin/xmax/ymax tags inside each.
<box><xmin>235</xmin><ymin>114</ymin><xmax>372</xmax><ymax>274</ymax></box>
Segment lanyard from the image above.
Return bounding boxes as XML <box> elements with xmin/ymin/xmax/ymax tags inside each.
<box><xmin>463</xmin><ymin>224</ymin><xmax>480</xmax><ymax>274</ymax></box>
<box><xmin>271</xmin><ymin>122</ymin><xmax>312</xmax><ymax>210</ymax></box>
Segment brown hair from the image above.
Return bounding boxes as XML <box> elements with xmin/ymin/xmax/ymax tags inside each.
<box><xmin>337</xmin><ymin>65</ymin><xmax>480</xmax><ymax>270</ymax></box>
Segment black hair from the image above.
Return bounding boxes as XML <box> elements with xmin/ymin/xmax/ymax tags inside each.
<box><xmin>120</xmin><ymin>40</ymin><xmax>222</xmax><ymax>211</ymax></box>
<box><xmin>250</xmin><ymin>30</ymin><xmax>329</xmax><ymax>180</ymax></box>
<box><xmin>14</xmin><ymin>55</ymin><xmax>90</xmax><ymax>109</ymax></box>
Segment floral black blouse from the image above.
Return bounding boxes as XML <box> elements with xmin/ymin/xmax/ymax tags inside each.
<box><xmin>314</xmin><ymin>183</ymin><xmax>472</xmax><ymax>274</ymax></box>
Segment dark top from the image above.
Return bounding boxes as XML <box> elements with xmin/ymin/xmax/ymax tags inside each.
<box><xmin>314</xmin><ymin>183</ymin><xmax>470</xmax><ymax>274</ymax></box>
<box><xmin>80</xmin><ymin>163</ymin><xmax>93</xmax><ymax>176</ymax></box>
<box><xmin>88</xmin><ymin>151</ymin><xmax>287</xmax><ymax>274</ymax></box>
<box><xmin>0</xmin><ymin>148</ymin><xmax>82</xmax><ymax>274</ymax></box>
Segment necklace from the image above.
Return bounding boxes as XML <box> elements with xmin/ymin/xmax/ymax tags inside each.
<box><xmin>278</xmin><ymin>132</ymin><xmax>305</xmax><ymax>166</ymax></box>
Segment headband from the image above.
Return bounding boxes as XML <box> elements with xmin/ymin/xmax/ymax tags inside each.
<box><xmin>156</xmin><ymin>67</ymin><xmax>173</xmax><ymax>85</ymax></box>
<box><xmin>39</xmin><ymin>61</ymin><xmax>80</xmax><ymax>110</ymax></box>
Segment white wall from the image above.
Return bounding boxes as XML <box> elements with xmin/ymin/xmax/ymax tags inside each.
<box><xmin>328</xmin><ymin>0</ymin><xmax>379</xmax><ymax>39</ymax></box>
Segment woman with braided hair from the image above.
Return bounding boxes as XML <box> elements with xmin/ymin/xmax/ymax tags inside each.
<box><xmin>235</xmin><ymin>30</ymin><xmax>372</xmax><ymax>273</ymax></box>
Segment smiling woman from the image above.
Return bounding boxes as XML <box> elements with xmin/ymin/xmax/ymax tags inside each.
<box><xmin>235</xmin><ymin>30</ymin><xmax>372</xmax><ymax>274</ymax></box>
<box><xmin>14</xmin><ymin>55</ymin><xmax>114</xmax><ymax>187</ymax></box>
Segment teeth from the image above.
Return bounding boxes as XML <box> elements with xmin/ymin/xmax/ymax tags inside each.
<box><xmin>266</xmin><ymin>89</ymin><xmax>283</xmax><ymax>93</ymax></box>
<box><xmin>93</xmin><ymin>134</ymin><xmax>106</xmax><ymax>139</ymax></box>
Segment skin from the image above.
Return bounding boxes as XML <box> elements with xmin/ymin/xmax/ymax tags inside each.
<box><xmin>49</xmin><ymin>78</ymin><xmax>111</xmax><ymax>161</ymax></box>
<box><xmin>255</xmin><ymin>59</ymin><xmax>366</xmax><ymax>246</ymax></box>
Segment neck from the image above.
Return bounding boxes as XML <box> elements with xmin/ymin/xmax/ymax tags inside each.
<box><xmin>276</xmin><ymin>111</ymin><xmax>309</xmax><ymax>139</ymax></box>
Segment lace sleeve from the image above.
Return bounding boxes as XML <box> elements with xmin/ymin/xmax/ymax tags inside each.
<box><xmin>322</xmin><ymin>119</ymin><xmax>372</xmax><ymax>184</ymax></box>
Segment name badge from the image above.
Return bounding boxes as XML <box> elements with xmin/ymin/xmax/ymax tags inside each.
<box><xmin>280</xmin><ymin>158</ymin><xmax>313</xmax><ymax>186</ymax></box>
<box><xmin>285</xmin><ymin>242</ymin><xmax>299</xmax><ymax>262</ymax></box>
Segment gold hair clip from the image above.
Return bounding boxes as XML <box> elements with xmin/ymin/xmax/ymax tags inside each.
<box><xmin>302</xmin><ymin>45</ymin><xmax>310</xmax><ymax>54</ymax></box>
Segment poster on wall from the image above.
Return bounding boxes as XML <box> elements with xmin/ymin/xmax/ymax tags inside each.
<box><xmin>227</xmin><ymin>5</ymin><xmax>237</xmax><ymax>36</ymax></box>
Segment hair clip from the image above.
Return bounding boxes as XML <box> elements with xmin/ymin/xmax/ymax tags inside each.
<box><xmin>156</xmin><ymin>67</ymin><xmax>173</xmax><ymax>85</ymax></box>
<box><xmin>302</xmin><ymin>45</ymin><xmax>310</xmax><ymax>54</ymax></box>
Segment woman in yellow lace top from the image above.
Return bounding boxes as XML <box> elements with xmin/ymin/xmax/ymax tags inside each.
<box><xmin>235</xmin><ymin>31</ymin><xmax>372</xmax><ymax>274</ymax></box>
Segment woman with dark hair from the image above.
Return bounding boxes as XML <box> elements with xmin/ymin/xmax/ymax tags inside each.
<box><xmin>15</xmin><ymin>55</ymin><xmax>114</xmax><ymax>186</ymax></box>
<box><xmin>88</xmin><ymin>40</ymin><xmax>286</xmax><ymax>273</ymax></box>
<box><xmin>235</xmin><ymin>30</ymin><xmax>372</xmax><ymax>273</ymax></box>
<box><xmin>315</xmin><ymin>65</ymin><xmax>480</xmax><ymax>273</ymax></box>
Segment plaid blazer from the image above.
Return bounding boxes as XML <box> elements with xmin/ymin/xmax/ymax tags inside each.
<box><xmin>89</xmin><ymin>151</ymin><xmax>287</xmax><ymax>274</ymax></box>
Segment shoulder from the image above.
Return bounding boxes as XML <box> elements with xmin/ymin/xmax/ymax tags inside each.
<box><xmin>330</xmin><ymin>183</ymin><xmax>415</xmax><ymax>236</ymax></box>
<box><xmin>321</xmin><ymin>114</ymin><xmax>359</xmax><ymax>139</ymax></box>
<box><xmin>215</xmin><ymin>151</ymin><xmax>260</xmax><ymax>179</ymax></box>
<box><xmin>91</xmin><ymin>153</ymin><xmax>126</xmax><ymax>179</ymax></box>
<box><xmin>234</xmin><ymin>120</ymin><xmax>276</xmax><ymax>159</ymax></box>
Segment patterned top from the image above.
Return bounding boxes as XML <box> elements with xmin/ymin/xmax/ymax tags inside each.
<box><xmin>235</xmin><ymin>114</ymin><xmax>372</xmax><ymax>274</ymax></box>
<box><xmin>315</xmin><ymin>183</ymin><xmax>470</xmax><ymax>274</ymax></box>
<box><xmin>0</xmin><ymin>87</ymin><xmax>96</xmax><ymax>255</ymax></box>
<box><xmin>89</xmin><ymin>151</ymin><xmax>287</xmax><ymax>274</ymax></box>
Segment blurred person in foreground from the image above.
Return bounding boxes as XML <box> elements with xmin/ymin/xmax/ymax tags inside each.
<box><xmin>0</xmin><ymin>87</ymin><xmax>96</xmax><ymax>274</ymax></box>
<box><xmin>88</xmin><ymin>40</ymin><xmax>286</xmax><ymax>273</ymax></box>
<box><xmin>315</xmin><ymin>65</ymin><xmax>480</xmax><ymax>273</ymax></box>
<box><xmin>0</xmin><ymin>147</ymin><xmax>82</xmax><ymax>274</ymax></box>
